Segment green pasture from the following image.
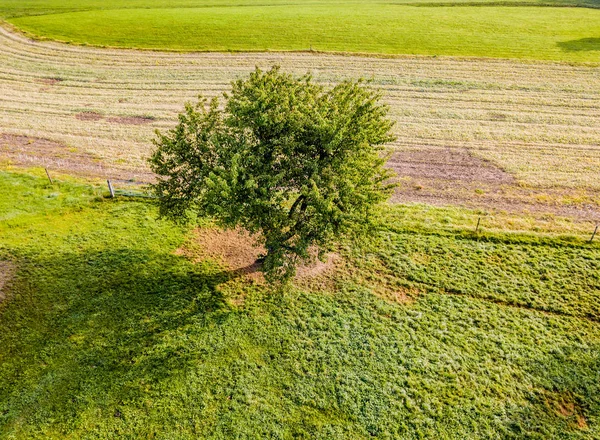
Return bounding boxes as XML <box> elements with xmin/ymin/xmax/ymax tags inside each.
<box><xmin>1</xmin><ymin>169</ymin><xmax>599</xmax><ymax>438</ymax></box>
<box><xmin>2</xmin><ymin>1</ymin><xmax>600</xmax><ymax>62</ymax></box>
<box><xmin>0</xmin><ymin>0</ymin><xmax>597</xmax><ymax>18</ymax></box>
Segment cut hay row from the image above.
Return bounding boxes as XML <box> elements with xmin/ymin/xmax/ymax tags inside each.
<box><xmin>0</xmin><ymin>26</ymin><xmax>599</xmax><ymax>217</ymax></box>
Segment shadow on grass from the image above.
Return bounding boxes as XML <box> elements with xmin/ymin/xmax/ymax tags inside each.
<box><xmin>2</xmin><ymin>245</ymin><xmax>600</xmax><ymax>437</ymax></box>
<box><xmin>557</xmin><ymin>37</ymin><xmax>600</xmax><ymax>52</ymax></box>
<box><xmin>507</xmin><ymin>342</ymin><xmax>600</xmax><ymax>436</ymax></box>
<box><xmin>0</xmin><ymin>247</ymin><xmax>251</xmax><ymax>426</ymax></box>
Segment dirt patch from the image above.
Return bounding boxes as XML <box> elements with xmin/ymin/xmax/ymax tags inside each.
<box><xmin>541</xmin><ymin>389</ymin><xmax>588</xmax><ymax>430</ymax></box>
<box><xmin>387</xmin><ymin>148</ymin><xmax>513</xmax><ymax>184</ymax></box>
<box><xmin>76</xmin><ymin>113</ymin><xmax>155</xmax><ymax>125</ymax></box>
<box><xmin>180</xmin><ymin>227</ymin><xmax>339</xmax><ymax>284</ymax></box>
<box><xmin>296</xmin><ymin>250</ymin><xmax>340</xmax><ymax>280</ymax></box>
<box><xmin>0</xmin><ymin>261</ymin><xmax>16</xmax><ymax>303</ymax></box>
<box><xmin>106</xmin><ymin>116</ymin><xmax>155</xmax><ymax>125</ymax></box>
<box><xmin>75</xmin><ymin>111</ymin><xmax>104</xmax><ymax>121</ymax></box>
<box><xmin>388</xmin><ymin>148</ymin><xmax>600</xmax><ymax>220</ymax></box>
<box><xmin>369</xmin><ymin>283</ymin><xmax>419</xmax><ymax>305</ymax></box>
<box><xmin>576</xmin><ymin>415</ymin><xmax>589</xmax><ymax>430</ymax></box>
<box><xmin>36</xmin><ymin>77</ymin><xmax>63</xmax><ymax>86</ymax></box>
<box><xmin>0</xmin><ymin>133</ymin><xmax>154</xmax><ymax>183</ymax></box>
<box><xmin>189</xmin><ymin>227</ymin><xmax>264</xmax><ymax>279</ymax></box>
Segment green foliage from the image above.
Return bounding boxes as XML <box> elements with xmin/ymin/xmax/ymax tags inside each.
<box><xmin>1</xmin><ymin>171</ymin><xmax>600</xmax><ymax>438</ymax></box>
<box><xmin>150</xmin><ymin>67</ymin><xmax>395</xmax><ymax>281</ymax></box>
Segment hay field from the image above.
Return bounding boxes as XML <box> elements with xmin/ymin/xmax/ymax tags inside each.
<box><xmin>1</xmin><ymin>26</ymin><xmax>599</xmax><ymax>218</ymax></box>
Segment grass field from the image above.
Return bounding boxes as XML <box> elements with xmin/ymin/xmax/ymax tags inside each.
<box><xmin>2</xmin><ymin>0</ymin><xmax>600</xmax><ymax>61</ymax></box>
<box><xmin>1</xmin><ymin>170</ymin><xmax>599</xmax><ymax>438</ymax></box>
<box><xmin>1</xmin><ymin>0</ymin><xmax>600</xmax><ymax>435</ymax></box>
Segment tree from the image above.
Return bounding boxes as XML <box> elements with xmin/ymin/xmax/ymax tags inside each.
<box><xmin>149</xmin><ymin>66</ymin><xmax>396</xmax><ymax>282</ymax></box>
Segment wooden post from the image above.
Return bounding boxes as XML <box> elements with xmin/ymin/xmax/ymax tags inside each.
<box><xmin>45</xmin><ymin>168</ymin><xmax>53</xmax><ymax>185</ymax></box>
<box><xmin>475</xmin><ymin>217</ymin><xmax>481</xmax><ymax>234</ymax></box>
<box><xmin>107</xmin><ymin>179</ymin><xmax>115</xmax><ymax>198</ymax></box>
<box><xmin>591</xmin><ymin>224</ymin><xmax>598</xmax><ymax>243</ymax></box>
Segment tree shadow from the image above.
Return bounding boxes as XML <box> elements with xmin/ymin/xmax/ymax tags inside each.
<box><xmin>0</xmin><ymin>247</ymin><xmax>256</xmax><ymax>427</ymax></box>
<box><xmin>557</xmin><ymin>37</ymin><xmax>600</xmax><ymax>52</ymax></box>
<box><xmin>503</xmin><ymin>342</ymin><xmax>600</xmax><ymax>436</ymax></box>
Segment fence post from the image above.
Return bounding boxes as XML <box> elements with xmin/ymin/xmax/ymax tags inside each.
<box><xmin>475</xmin><ymin>217</ymin><xmax>481</xmax><ymax>234</ymax></box>
<box><xmin>107</xmin><ymin>179</ymin><xmax>115</xmax><ymax>198</ymax></box>
<box><xmin>591</xmin><ymin>224</ymin><xmax>598</xmax><ymax>243</ymax></box>
<box><xmin>45</xmin><ymin>168</ymin><xmax>53</xmax><ymax>185</ymax></box>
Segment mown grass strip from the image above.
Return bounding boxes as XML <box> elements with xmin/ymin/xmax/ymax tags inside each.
<box><xmin>7</xmin><ymin>5</ymin><xmax>600</xmax><ymax>62</ymax></box>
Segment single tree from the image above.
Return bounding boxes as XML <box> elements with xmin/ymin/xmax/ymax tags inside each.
<box><xmin>150</xmin><ymin>67</ymin><xmax>396</xmax><ymax>282</ymax></box>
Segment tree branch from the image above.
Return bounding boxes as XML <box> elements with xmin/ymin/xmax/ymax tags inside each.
<box><xmin>288</xmin><ymin>194</ymin><xmax>306</xmax><ymax>218</ymax></box>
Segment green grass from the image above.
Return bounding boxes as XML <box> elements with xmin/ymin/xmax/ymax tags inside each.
<box><xmin>0</xmin><ymin>0</ymin><xmax>597</xmax><ymax>18</ymax></box>
<box><xmin>1</xmin><ymin>170</ymin><xmax>599</xmax><ymax>438</ymax></box>
<box><xmin>3</xmin><ymin>1</ymin><xmax>600</xmax><ymax>62</ymax></box>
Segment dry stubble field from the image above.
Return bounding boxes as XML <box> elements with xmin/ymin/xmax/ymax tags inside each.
<box><xmin>1</xmin><ymin>25</ymin><xmax>599</xmax><ymax>222</ymax></box>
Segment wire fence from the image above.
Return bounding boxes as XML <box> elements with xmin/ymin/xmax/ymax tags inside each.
<box><xmin>41</xmin><ymin>167</ymin><xmax>600</xmax><ymax>244</ymax></box>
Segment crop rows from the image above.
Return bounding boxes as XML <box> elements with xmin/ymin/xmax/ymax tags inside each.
<box><xmin>1</xmin><ymin>26</ymin><xmax>599</xmax><ymax>217</ymax></box>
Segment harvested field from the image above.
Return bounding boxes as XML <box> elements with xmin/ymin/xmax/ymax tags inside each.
<box><xmin>388</xmin><ymin>149</ymin><xmax>514</xmax><ymax>184</ymax></box>
<box><xmin>0</xmin><ymin>134</ymin><xmax>154</xmax><ymax>182</ymax></box>
<box><xmin>388</xmin><ymin>149</ymin><xmax>600</xmax><ymax>219</ymax></box>
<box><xmin>75</xmin><ymin>111</ymin><xmax>103</xmax><ymax>122</ymax></box>
<box><xmin>0</xmin><ymin>26</ymin><xmax>599</xmax><ymax>218</ymax></box>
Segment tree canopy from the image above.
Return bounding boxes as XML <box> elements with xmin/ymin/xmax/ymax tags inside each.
<box><xmin>150</xmin><ymin>67</ymin><xmax>396</xmax><ymax>281</ymax></box>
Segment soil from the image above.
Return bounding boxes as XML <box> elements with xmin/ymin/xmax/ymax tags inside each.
<box><xmin>387</xmin><ymin>148</ymin><xmax>513</xmax><ymax>184</ymax></box>
<box><xmin>190</xmin><ymin>227</ymin><xmax>264</xmax><ymax>279</ymax></box>
<box><xmin>0</xmin><ymin>133</ymin><xmax>154</xmax><ymax>183</ymax></box>
<box><xmin>541</xmin><ymin>390</ymin><xmax>589</xmax><ymax>430</ymax></box>
<box><xmin>0</xmin><ymin>261</ymin><xmax>16</xmax><ymax>303</ymax></box>
<box><xmin>36</xmin><ymin>77</ymin><xmax>62</xmax><ymax>86</ymax></box>
<box><xmin>388</xmin><ymin>148</ymin><xmax>600</xmax><ymax>221</ymax></box>
<box><xmin>76</xmin><ymin>113</ymin><xmax>154</xmax><ymax>125</ymax></box>
<box><xmin>75</xmin><ymin>111</ymin><xmax>103</xmax><ymax>121</ymax></box>
<box><xmin>181</xmin><ymin>227</ymin><xmax>339</xmax><ymax>283</ymax></box>
<box><xmin>106</xmin><ymin>116</ymin><xmax>155</xmax><ymax>125</ymax></box>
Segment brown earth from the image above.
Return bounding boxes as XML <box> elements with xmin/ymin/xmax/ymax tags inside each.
<box><xmin>106</xmin><ymin>116</ymin><xmax>155</xmax><ymax>125</ymax></box>
<box><xmin>189</xmin><ymin>227</ymin><xmax>264</xmax><ymax>280</ymax></box>
<box><xmin>76</xmin><ymin>113</ymin><xmax>154</xmax><ymax>125</ymax></box>
<box><xmin>388</xmin><ymin>148</ymin><xmax>600</xmax><ymax>221</ymax></box>
<box><xmin>36</xmin><ymin>77</ymin><xmax>62</xmax><ymax>86</ymax></box>
<box><xmin>0</xmin><ymin>261</ymin><xmax>16</xmax><ymax>303</ymax></box>
<box><xmin>75</xmin><ymin>111</ymin><xmax>103</xmax><ymax>121</ymax></box>
<box><xmin>541</xmin><ymin>390</ymin><xmax>589</xmax><ymax>430</ymax></box>
<box><xmin>179</xmin><ymin>227</ymin><xmax>339</xmax><ymax>284</ymax></box>
<box><xmin>387</xmin><ymin>148</ymin><xmax>514</xmax><ymax>184</ymax></box>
